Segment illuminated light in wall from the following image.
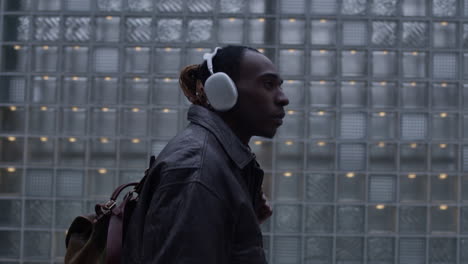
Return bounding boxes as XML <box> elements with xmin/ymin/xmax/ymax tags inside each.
<box><xmin>7</xmin><ymin>136</ymin><xmax>16</xmax><ymax>141</ymax></box>
<box><xmin>164</xmin><ymin>77</ymin><xmax>171</xmax><ymax>82</ymax></box>
<box><xmin>134</xmin><ymin>46</ymin><xmax>142</xmax><ymax>51</ymax></box>
<box><xmin>131</xmin><ymin>138</ymin><xmax>141</xmax><ymax>144</ymax></box>
<box><xmin>410</xmin><ymin>143</ymin><xmax>417</xmax><ymax>148</ymax></box>
<box><xmin>285</xmin><ymin>140</ymin><xmax>294</xmax><ymax>146</ymax></box>
<box><xmin>72</xmin><ymin>76</ymin><xmax>79</xmax><ymax>81</ymax></box>
<box><xmin>283</xmin><ymin>172</ymin><xmax>292</xmax><ymax>177</ymax></box>
<box><xmin>42</xmin><ymin>45</ymin><xmax>49</xmax><ymax>50</ymax></box>
<box><xmin>412</xmin><ymin>51</ymin><xmax>418</xmax><ymax>56</ymax></box>
<box><xmin>382</xmin><ymin>50</ymin><xmax>388</xmax><ymax>55</ymax></box>
<box><xmin>439</xmin><ymin>204</ymin><xmax>448</xmax><ymax>210</ymax></box>
<box><xmin>98</xmin><ymin>168</ymin><xmax>107</xmax><ymax>174</ymax></box>
<box><xmin>439</xmin><ymin>143</ymin><xmax>447</xmax><ymax>149</ymax></box>
<box><xmin>132</xmin><ymin>108</ymin><xmax>140</xmax><ymax>113</ymax></box>
<box><xmin>228</xmin><ymin>17</ymin><xmax>236</xmax><ymax>22</ymax></box>
<box><xmin>408</xmin><ymin>173</ymin><xmax>416</xmax><ymax>179</ymax></box>
<box><xmin>319</xmin><ymin>19</ymin><xmax>327</xmax><ymax>23</ymax></box>
<box><xmin>288</xmin><ymin>49</ymin><xmax>296</xmax><ymax>53</ymax></box>
<box><xmin>439</xmin><ymin>173</ymin><xmax>448</xmax><ymax>180</ymax></box>
<box><xmin>68</xmin><ymin>137</ymin><xmax>77</xmax><ymax>143</ymax></box>
<box><xmin>13</xmin><ymin>45</ymin><xmax>21</xmax><ymax>50</ymax></box>
<box><xmin>410</xmin><ymin>82</ymin><xmax>417</xmax><ymax>86</ymax></box>
<box><xmin>100</xmin><ymin>137</ymin><xmax>109</xmax><ymax>143</ymax></box>
<box><xmin>165</xmin><ymin>47</ymin><xmax>172</xmax><ymax>52</ymax></box>
<box><xmin>258</xmin><ymin>18</ymin><xmax>265</xmax><ymax>22</ymax></box>
<box><xmin>440</xmin><ymin>112</ymin><xmax>447</xmax><ymax>118</ymax></box>
<box><xmin>441</xmin><ymin>82</ymin><xmax>447</xmax><ymax>87</ymax></box>
<box><xmin>319</xmin><ymin>80</ymin><xmax>326</xmax><ymax>84</ymax></box>
<box><xmin>287</xmin><ymin>80</ymin><xmax>295</xmax><ymax>84</ymax></box>
<box><xmin>43</xmin><ymin>76</ymin><xmax>49</xmax><ymax>80</ymax></box>
<box><xmin>7</xmin><ymin>167</ymin><xmax>16</xmax><ymax>173</ymax></box>
<box><xmin>254</xmin><ymin>140</ymin><xmax>262</xmax><ymax>145</ymax></box>
<box><xmin>350</xmin><ymin>50</ymin><xmax>357</xmax><ymax>55</ymax></box>
<box><xmin>346</xmin><ymin>172</ymin><xmax>355</xmax><ymax>178</ymax></box>
<box><xmin>104</xmin><ymin>76</ymin><xmax>112</xmax><ymax>81</ymax></box>
<box><xmin>106</xmin><ymin>16</ymin><xmax>113</xmax><ymax>20</ymax></box>
<box><xmin>73</xmin><ymin>45</ymin><xmax>81</xmax><ymax>50</ymax></box>
<box><xmin>289</xmin><ymin>18</ymin><xmax>296</xmax><ymax>23</ymax></box>
<box><xmin>258</xmin><ymin>48</ymin><xmax>265</xmax><ymax>53</ymax></box>
<box><xmin>40</xmin><ymin>137</ymin><xmax>48</xmax><ymax>142</ymax></box>
<box><xmin>196</xmin><ymin>48</ymin><xmax>204</xmax><ymax>52</ymax></box>
<box><xmin>378</xmin><ymin>112</ymin><xmax>386</xmax><ymax>117</ymax></box>
<box><xmin>349</xmin><ymin>81</ymin><xmax>356</xmax><ymax>85</ymax></box>
<box><xmin>440</xmin><ymin>21</ymin><xmax>448</xmax><ymax>26</ymax></box>
<box><xmin>9</xmin><ymin>106</ymin><xmax>17</xmax><ymax>111</ymax></box>
<box><xmin>377</xmin><ymin>142</ymin><xmax>386</xmax><ymax>148</ymax></box>
<box><xmin>102</xmin><ymin>107</ymin><xmax>109</xmax><ymax>112</ymax></box>
<box><xmin>40</xmin><ymin>106</ymin><xmax>48</xmax><ymax>111</ymax></box>
<box><xmin>380</xmin><ymin>81</ymin><xmax>387</xmax><ymax>86</ymax></box>
<box><xmin>376</xmin><ymin>204</ymin><xmax>385</xmax><ymax>210</ymax></box>
<box><xmin>319</xmin><ymin>49</ymin><xmax>327</xmax><ymax>54</ymax></box>
<box><xmin>133</xmin><ymin>77</ymin><xmax>141</xmax><ymax>81</ymax></box>
<box><xmin>317</xmin><ymin>141</ymin><xmax>326</xmax><ymax>147</ymax></box>
<box><xmin>317</xmin><ymin>111</ymin><xmax>325</xmax><ymax>116</ymax></box>
<box><xmin>71</xmin><ymin>107</ymin><xmax>79</xmax><ymax>112</ymax></box>
<box><xmin>287</xmin><ymin>110</ymin><xmax>295</xmax><ymax>115</ymax></box>
<box><xmin>162</xmin><ymin>108</ymin><xmax>170</xmax><ymax>113</ymax></box>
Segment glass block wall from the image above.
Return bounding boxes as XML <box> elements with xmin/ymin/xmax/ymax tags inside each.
<box><xmin>1</xmin><ymin>0</ymin><xmax>468</xmax><ymax>263</ymax></box>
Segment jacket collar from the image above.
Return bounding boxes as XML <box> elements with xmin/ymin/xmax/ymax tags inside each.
<box><xmin>188</xmin><ymin>105</ymin><xmax>255</xmax><ymax>169</ymax></box>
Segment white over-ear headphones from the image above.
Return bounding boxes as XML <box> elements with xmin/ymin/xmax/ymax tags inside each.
<box><xmin>202</xmin><ymin>47</ymin><xmax>238</xmax><ymax>112</ymax></box>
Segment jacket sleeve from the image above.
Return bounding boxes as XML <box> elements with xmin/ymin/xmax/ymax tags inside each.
<box><xmin>140</xmin><ymin>178</ymin><xmax>231</xmax><ymax>264</ymax></box>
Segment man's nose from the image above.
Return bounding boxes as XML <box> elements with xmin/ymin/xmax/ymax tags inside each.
<box><xmin>276</xmin><ymin>90</ymin><xmax>289</xmax><ymax>106</ymax></box>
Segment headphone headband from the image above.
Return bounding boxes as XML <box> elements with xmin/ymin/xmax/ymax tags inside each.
<box><xmin>203</xmin><ymin>47</ymin><xmax>221</xmax><ymax>75</ymax></box>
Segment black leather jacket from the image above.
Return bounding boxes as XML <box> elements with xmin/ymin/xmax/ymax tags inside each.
<box><xmin>122</xmin><ymin>105</ymin><xmax>267</xmax><ymax>264</ymax></box>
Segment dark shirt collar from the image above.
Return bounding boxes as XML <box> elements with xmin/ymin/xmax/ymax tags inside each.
<box><xmin>188</xmin><ymin>105</ymin><xmax>255</xmax><ymax>169</ymax></box>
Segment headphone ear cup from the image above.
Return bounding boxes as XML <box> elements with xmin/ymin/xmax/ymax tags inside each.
<box><xmin>203</xmin><ymin>72</ymin><xmax>238</xmax><ymax>112</ymax></box>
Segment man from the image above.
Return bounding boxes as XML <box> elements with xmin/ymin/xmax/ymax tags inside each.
<box><xmin>123</xmin><ymin>45</ymin><xmax>289</xmax><ymax>263</ymax></box>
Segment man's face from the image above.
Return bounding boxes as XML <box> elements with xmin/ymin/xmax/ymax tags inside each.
<box><xmin>232</xmin><ymin>50</ymin><xmax>289</xmax><ymax>139</ymax></box>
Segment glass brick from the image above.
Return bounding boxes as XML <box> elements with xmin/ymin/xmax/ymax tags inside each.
<box><xmin>0</xmin><ymin>76</ymin><xmax>26</xmax><ymax>103</ymax></box>
<box><xmin>91</xmin><ymin>107</ymin><xmax>117</xmax><ymax>136</ymax></box>
<box><xmin>5</xmin><ymin>0</ymin><xmax>33</xmax><ymax>11</ymax></box>
<box><xmin>274</xmin><ymin>204</ymin><xmax>301</xmax><ymax>232</ymax></box>
<box><xmin>311</xmin><ymin>19</ymin><xmax>337</xmax><ymax>45</ymax></box>
<box><xmin>154</xmin><ymin>48</ymin><xmax>181</xmax><ymax>74</ymax></box>
<box><xmin>29</xmin><ymin>106</ymin><xmax>56</xmax><ymax>134</ymax></box>
<box><xmin>280</xmin><ymin>19</ymin><xmax>304</xmax><ymax>45</ymax></box>
<box><xmin>64</xmin><ymin>46</ymin><xmax>89</xmax><ymax>73</ymax></box>
<box><xmin>310</xmin><ymin>50</ymin><xmax>336</xmax><ymax>77</ymax></box>
<box><xmin>370</xmin><ymin>81</ymin><xmax>397</xmax><ymax>108</ymax></box>
<box><xmin>218</xmin><ymin>18</ymin><xmax>243</xmax><ymax>44</ymax></box>
<box><xmin>279</xmin><ymin>49</ymin><xmax>304</xmax><ymax>76</ymax></box>
<box><xmin>433</xmin><ymin>53</ymin><xmax>458</xmax><ymax>79</ymax></box>
<box><xmin>431</xmin><ymin>206</ymin><xmax>457</xmax><ymax>233</ymax></box>
<box><xmin>340</xmin><ymin>81</ymin><xmax>366</xmax><ymax>108</ymax></box>
<box><xmin>97</xmin><ymin>0</ymin><xmax>122</xmax><ymax>11</ymax></box>
<box><xmin>276</xmin><ymin>140</ymin><xmax>304</xmax><ymax>170</ymax></box>
<box><xmin>308</xmin><ymin>111</ymin><xmax>335</xmax><ymax>139</ymax></box>
<box><xmin>399</xmin><ymin>238</ymin><xmax>426</xmax><ymax>264</ymax></box>
<box><xmin>155</xmin><ymin>19</ymin><xmax>182</xmax><ymax>43</ymax></box>
<box><xmin>309</xmin><ymin>81</ymin><xmax>336</xmax><ymax>107</ymax></box>
<box><xmin>369</xmin><ymin>144</ymin><xmax>397</xmax><ymax>171</ymax></box>
<box><xmin>3</xmin><ymin>16</ymin><xmax>31</xmax><ymax>41</ymax></box>
<box><xmin>305</xmin><ymin>205</ymin><xmax>333</xmax><ymax>233</ymax></box>
<box><xmin>25</xmin><ymin>199</ymin><xmax>52</xmax><ymax>227</ymax></box>
<box><xmin>280</xmin><ymin>0</ymin><xmax>305</xmax><ymax>13</ymax></box>
<box><xmin>432</xmin><ymin>114</ymin><xmax>458</xmax><ymax>140</ymax></box>
<box><xmin>119</xmin><ymin>170</ymin><xmax>145</xmax><ymax>185</ymax></box>
<box><xmin>56</xmin><ymin>170</ymin><xmax>83</xmax><ymax>197</ymax></box>
<box><xmin>400</xmin><ymin>143</ymin><xmax>428</xmax><ymax>171</ymax></box>
<box><xmin>187</xmin><ymin>0</ymin><xmax>214</xmax><ymax>12</ymax></box>
<box><xmin>337</xmin><ymin>206</ymin><xmax>364</xmax><ymax>232</ymax></box>
<box><xmin>60</xmin><ymin>107</ymin><xmax>86</xmax><ymax>135</ymax></box>
<box><xmin>339</xmin><ymin>144</ymin><xmax>366</xmax><ymax>170</ymax></box>
<box><xmin>433</xmin><ymin>22</ymin><xmax>457</xmax><ymax>48</ymax></box>
<box><xmin>372</xmin><ymin>21</ymin><xmax>397</xmax><ymax>46</ymax></box>
<box><xmin>89</xmin><ymin>138</ymin><xmax>117</xmax><ymax>167</ymax></box>
<box><xmin>23</xmin><ymin>231</ymin><xmax>51</xmax><ymax>259</ymax></box>
<box><xmin>342</xmin><ymin>21</ymin><xmax>368</xmax><ymax>45</ymax></box>
<box><xmin>461</xmin><ymin>207</ymin><xmax>468</xmax><ymax>233</ymax></box>
<box><xmin>127</xmin><ymin>0</ymin><xmax>153</xmax><ymax>11</ymax></box>
<box><xmin>464</xmin><ymin>53</ymin><xmax>468</xmax><ymax>78</ymax></box>
<box><xmin>273</xmin><ymin>236</ymin><xmax>301</xmax><ymax>264</ymax></box>
<box><xmin>282</xmin><ymin>80</ymin><xmax>304</xmax><ymax>107</ymax></box>
<box><xmin>0</xmin><ymin>169</ymin><xmax>22</xmax><ymax>196</ymax></box>
<box><xmin>95</xmin><ymin>16</ymin><xmax>120</xmax><ymax>42</ymax></box>
<box><xmin>401</xmin><ymin>113</ymin><xmax>428</xmax><ymax>140</ymax></box>
<box><xmin>432</xmin><ymin>83</ymin><xmax>459</xmax><ymax>109</ymax></box>
<box><xmin>33</xmin><ymin>45</ymin><xmax>58</xmax><ymax>72</ymax></box>
<box><xmin>1</xmin><ymin>45</ymin><xmax>29</xmax><ymax>72</ymax></box>
<box><xmin>0</xmin><ymin>137</ymin><xmax>24</xmax><ymax>164</ymax></box>
<box><xmin>277</xmin><ymin>110</ymin><xmax>304</xmax><ymax>138</ymax></box>
<box><xmin>31</xmin><ymin>76</ymin><xmax>57</xmax><ymax>104</ymax></box>
<box><xmin>126</xmin><ymin>18</ymin><xmax>152</xmax><ymax>43</ymax></box>
<box><xmin>370</xmin><ymin>112</ymin><xmax>397</xmax><ymax>139</ymax></box>
<box><xmin>92</xmin><ymin>77</ymin><xmax>119</xmax><ymax>104</ymax></box>
<box><xmin>62</xmin><ymin>77</ymin><xmax>88</xmax><ymax>105</ymax></box>
<box><xmin>27</xmin><ymin>137</ymin><xmax>54</xmax><ymax>165</ymax></box>
<box><xmin>337</xmin><ymin>173</ymin><xmax>365</xmax><ymax>202</ymax></box>
<box><xmin>431</xmin><ymin>144</ymin><xmax>458</xmax><ymax>171</ymax></box>
<box><xmin>399</xmin><ymin>206</ymin><xmax>427</xmax><ymax>233</ymax></box>
<box><xmin>464</xmin><ymin>25</ymin><xmax>468</xmax><ymax>48</ymax></box>
<box><xmin>249</xmin><ymin>18</ymin><xmax>276</xmax><ymax>44</ymax></box>
<box><xmin>463</xmin><ymin>176</ymin><xmax>468</xmax><ymax>201</ymax></box>
<box><xmin>156</xmin><ymin>0</ymin><xmax>183</xmax><ymax>12</ymax></box>
<box><xmin>429</xmin><ymin>238</ymin><xmax>456</xmax><ymax>263</ymax></box>
<box><xmin>0</xmin><ymin>230</ymin><xmax>20</xmax><ymax>258</ymax></box>
<box><xmin>311</xmin><ymin>0</ymin><xmax>338</xmax><ymax>14</ymax></box>
<box><xmin>402</xmin><ymin>51</ymin><xmax>427</xmax><ymax>78</ymax></box>
<box><xmin>152</xmin><ymin>108</ymin><xmax>178</xmax><ymax>138</ymax></box>
<box><xmin>431</xmin><ymin>174</ymin><xmax>457</xmax><ymax>202</ymax></box>
<box><xmin>341</xmin><ymin>0</ymin><xmax>367</xmax><ymax>15</ymax></box>
<box><xmin>125</xmin><ymin>47</ymin><xmax>150</xmax><ymax>73</ymax></box>
<box><xmin>65</xmin><ymin>17</ymin><xmax>91</xmax><ymax>42</ymax></box>
<box><xmin>220</xmin><ymin>0</ymin><xmax>245</xmax><ymax>13</ymax></box>
<box><xmin>401</xmin><ymin>82</ymin><xmax>427</xmax><ymax>108</ymax></box>
<box><xmin>402</xmin><ymin>22</ymin><xmax>428</xmax><ymax>47</ymax></box>
<box><xmin>372</xmin><ymin>50</ymin><xmax>397</xmax><ymax>77</ymax></box>
<box><xmin>120</xmin><ymin>139</ymin><xmax>147</xmax><ymax>168</ymax></box>
<box><xmin>368</xmin><ymin>205</ymin><xmax>396</xmax><ymax>232</ymax></box>
<box><xmin>367</xmin><ymin>237</ymin><xmax>394</xmax><ymax>263</ymax></box>
<box><xmin>433</xmin><ymin>0</ymin><xmax>457</xmax><ymax>17</ymax></box>
<box><xmin>64</xmin><ymin>0</ymin><xmax>91</xmax><ymax>10</ymax></box>
<box><xmin>123</xmin><ymin>77</ymin><xmax>149</xmax><ymax>104</ymax></box>
<box><xmin>462</xmin><ymin>146</ymin><xmax>468</xmax><ymax>171</ymax></box>
<box><xmin>58</xmin><ymin>137</ymin><xmax>85</xmax><ymax>166</ymax></box>
<box><xmin>305</xmin><ymin>174</ymin><xmax>334</xmax><ymax>202</ymax></box>
<box><xmin>341</xmin><ymin>50</ymin><xmax>367</xmax><ymax>77</ymax></box>
<box><xmin>86</xmin><ymin>169</ymin><xmax>116</xmax><ymax>198</ymax></box>
<box><xmin>121</xmin><ymin>108</ymin><xmax>148</xmax><ymax>136</ymax></box>
<box><xmin>305</xmin><ymin>237</ymin><xmax>332</xmax><ymax>264</ymax></box>
<box><xmin>0</xmin><ymin>200</ymin><xmax>21</xmax><ymax>227</ymax></box>
<box><xmin>368</xmin><ymin>175</ymin><xmax>395</xmax><ymax>201</ymax></box>
<box><xmin>94</xmin><ymin>47</ymin><xmax>119</xmax><ymax>73</ymax></box>
<box><xmin>249</xmin><ymin>0</ymin><xmax>266</xmax><ymax>13</ymax></box>
<box><xmin>26</xmin><ymin>169</ymin><xmax>53</xmax><ymax>197</ymax></box>
<box><xmin>153</xmin><ymin>78</ymin><xmax>179</xmax><ymax>105</ymax></box>
<box><xmin>371</xmin><ymin>0</ymin><xmax>397</xmax><ymax>16</ymax></box>
<box><xmin>336</xmin><ymin>237</ymin><xmax>364</xmax><ymax>262</ymax></box>
<box><xmin>34</xmin><ymin>16</ymin><xmax>60</xmax><ymax>41</ymax></box>
<box><xmin>55</xmin><ymin>200</ymin><xmax>82</xmax><ymax>228</ymax></box>
<box><xmin>0</xmin><ymin>107</ymin><xmax>26</xmax><ymax>133</ymax></box>
<box><xmin>249</xmin><ymin>140</ymin><xmax>273</xmax><ymax>170</ymax></box>
<box><xmin>187</xmin><ymin>19</ymin><xmax>213</xmax><ymax>42</ymax></box>
<box><xmin>307</xmin><ymin>141</ymin><xmax>335</xmax><ymax>170</ymax></box>
<box><xmin>339</xmin><ymin>112</ymin><xmax>366</xmax><ymax>139</ymax></box>
<box><xmin>402</xmin><ymin>0</ymin><xmax>426</xmax><ymax>16</ymax></box>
